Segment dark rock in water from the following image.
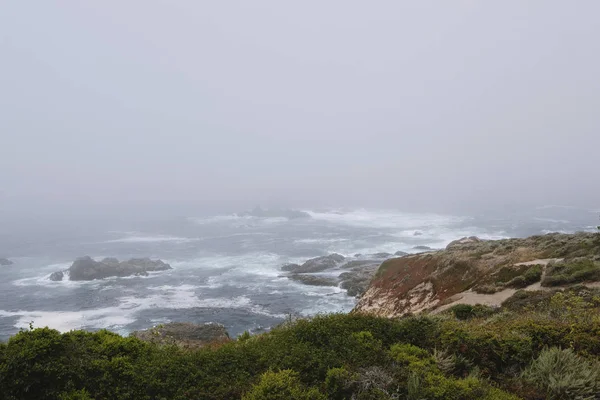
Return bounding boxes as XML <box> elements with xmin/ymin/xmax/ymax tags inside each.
<box><xmin>339</xmin><ymin>263</ymin><xmax>380</xmax><ymax>297</ymax></box>
<box><xmin>394</xmin><ymin>251</ymin><xmax>409</xmax><ymax>257</ymax></box>
<box><xmin>131</xmin><ymin>322</ymin><xmax>230</xmax><ymax>349</ymax></box>
<box><xmin>281</xmin><ymin>263</ymin><xmax>301</xmax><ymax>272</ymax></box>
<box><xmin>238</xmin><ymin>206</ymin><xmax>311</xmax><ymax>219</ymax></box>
<box><xmin>413</xmin><ymin>245</ymin><xmax>433</xmax><ymax>251</ymax></box>
<box><xmin>355</xmin><ymin>253</ymin><xmax>392</xmax><ymax>260</ymax></box>
<box><xmin>49</xmin><ymin>271</ymin><xmax>64</xmax><ymax>281</ymax></box>
<box><xmin>413</xmin><ymin>231</ymin><xmax>423</xmax><ymax>236</ymax></box>
<box><xmin>288</xmin><ymin>274</ymin><xmax>339</xmax><ymax>287</ymax></box>
<box><xmin>0</xmin><ymin>258</ymin><xmax>14</xmax><ymax>266</ymax></box>
<box><xmin>61</xmin><ymin>256</ymin><xmax>171</xmax><ymax>281</ymax></box>
<box><xmin>282</xmin><ymin>253</ymin><xmax>345</xmax><ymax>273</ymax></box>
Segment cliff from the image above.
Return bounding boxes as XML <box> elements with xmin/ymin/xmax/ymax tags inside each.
<box><xmin>354</xmin><ymin>232</ymin><xmax>600</xmax><ymax>317</ymax></box>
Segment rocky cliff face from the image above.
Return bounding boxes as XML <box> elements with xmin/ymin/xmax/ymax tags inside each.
<box><xmin>354</xmin><ymin>232</ymin><xmax>600</xmax><ymax>317</ymax></box>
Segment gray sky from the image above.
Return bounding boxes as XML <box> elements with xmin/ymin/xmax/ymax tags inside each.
<box><xmin>1</xmin><ymin>1</ymin><xmax>599</xmax><ymax>218</ymax></box>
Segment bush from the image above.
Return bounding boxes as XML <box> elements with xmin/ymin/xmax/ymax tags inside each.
<box><xmin>522</xmin><ymin>347</ymin><xmax>599</xmax><ymax>399</ymax></box>
<box><xmin>242</xmin><ymin>370</ymin><xmax>325</xmax><ymax>400</ymax></box>
<box><xmin>450</xmin><ymin>304</ymin><xmax>496</xmax><ymax>320</ymax></box>
<box><xmin>542</xmin><ymin>258</ymin><xmax>600</xmax><ymax>286</ymax></box>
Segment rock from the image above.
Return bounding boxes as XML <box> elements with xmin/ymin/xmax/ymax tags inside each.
<box><xmin>49</xmin><ymin>271</ymin><xmax>64</xmax><ymax>281</ymax></box>
<box><xmin>0</xmin><ymin>258</ymin><xmax>14</xmax><ymax>266</ymax></box>
<box><xmin>281</xmin><ymin>263</ymin><xmax>301</xmax><ymax>272</ymax></box>
<box><xmin>282</xmin><ymin>253</ymin><xmax>345</xmax><ymax>273</ymax></box>
<box><xmin>339</xmin><ymin>263</ymin><xmax>380</xmax><ymax>297</ymax></box>
<box><xmin>131</xmin><ymin>322</ymin><xmax>230</xmax><ymax>349</ymax></box>
<box><xmin>394</xmin><ymin>251</ymin><xmax>409</xmax><ymax>257</ymax></box>
<box><xmin>354</xmin><ymin>232</ymin><xmax>600</xmax><ymax>318</ymax></box>
<box><xmin>288</xmin><ymin>274</ymin><xmax>339</xmax><ymax>287</ymax></box>
<box><xmin>238</xmin><ymin>206</ymin><xmax>311</xmax><ymax>219</ymax></box>
<box><xmin>64</xmin><ymin>256</ymin><xmax>172</xmax><ymax>281</ymax></box>
<box><xmin>446</xmin><ymin>236</ymin><xmax>483</xmax><ymax>250</ymax></box>
<box><xmin>413</xmin><ymin>231</ymin><xmax>423</xmax><ymax>236</ymax></box>
<box><xmin>413</xmin><ymin>245</ymin><xmax>433</xmax><ymax>251</ymax></box>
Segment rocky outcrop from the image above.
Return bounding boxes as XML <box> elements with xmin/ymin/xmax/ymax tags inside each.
<box><xmin>282</xmin><ymin>253</ymin><xmax>408</xmax><ymax>297</ymax></box>
<box><xmin>0</xmin><ymin>258</ymin><xmax>14</xmax><ymax>266</ymax></box>
<box><xmin>446</xmin><ymin>236</ymin><xmax>483</xmax><ymax>250</ymax></box>
<box><xmin>282</xmin><ymin>254</ymin><xmax>345</xmax><ymax>273</ymax></box>
<box><xmin>339</xmin><ymin>263</ymin><xmax>380</xmax><ymax>297</ymax></box>
<box><xmin>354</xmin><ymin>232</ymin><xmax>600</xmax><ymax>318</ymax></box>
<box><xmin>288</xmin><ymin>274</ymin><xmax>339</xmax><ymax>287</ymax></box>
<box><xmin>50</xmin><ymin>256</ymin><xmax>172</xmax><ymax>281</ymax></box>
<box><xmin>131</xmin><ymin>322</ymin><xmax>230</xmax><ymax>349</ymax></box>
<box><xmin>49</xmin><ymin>271</ymin><xmax>64</xmax><ymax>281</ymax></box>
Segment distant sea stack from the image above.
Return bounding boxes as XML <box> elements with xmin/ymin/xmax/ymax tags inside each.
<box><xmin>50</xmin><ymin>256</ymin><xmax>172</xmax><ymax>281</ymax></box>
<box><xmin>0</xmin><ymin>258</ymin><xmax>14</xmax><ymax>266</ymax></box>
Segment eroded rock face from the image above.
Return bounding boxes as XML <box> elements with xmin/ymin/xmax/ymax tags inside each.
<box><xmin>131</xmin><ymin>322</ymin><xmax>230</xmax><ymax>349</ymax></box>
<box><xmin>354</xmin><ymin>232</ymin><xmax>600</xmax><ymax>318</ymax></box>
<box><xmin>0</xmin><ymin>258</ymin><xmax>14</xmax><ymax>266</ymax></box>
<box><xmin>51</xmin><ymin>256</ymin><xmax>172</xmax><ymax>281</ymax></box>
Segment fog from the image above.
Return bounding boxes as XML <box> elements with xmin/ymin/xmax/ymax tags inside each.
<box><xmin>1</xmin><ymin>1</ymin><xmax>599</xmax><ymax>222</ymax></box>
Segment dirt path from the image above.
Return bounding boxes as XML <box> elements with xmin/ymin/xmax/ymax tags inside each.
<box><xmin>435</xmin><ymin>258</ymin><xmax>570</xmax><ymax>313</ymax></box>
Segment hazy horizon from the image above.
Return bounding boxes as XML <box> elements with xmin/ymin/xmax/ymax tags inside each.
<box><xmin>2</xmin><ymin>1</ymin><xmax>599</xmax><ymax>222</ymax></box>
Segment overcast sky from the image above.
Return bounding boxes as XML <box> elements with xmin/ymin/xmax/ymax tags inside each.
<box><xmin>1</xmin><ymin>1</ymin><xmax>599</xmax><ymax>218</ymax></box>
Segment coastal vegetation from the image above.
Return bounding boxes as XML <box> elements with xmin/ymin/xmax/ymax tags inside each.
<box><xmin>1</xmin><ymin>285</ymin><xmax>600</xmax><ymax>399</ymax></box>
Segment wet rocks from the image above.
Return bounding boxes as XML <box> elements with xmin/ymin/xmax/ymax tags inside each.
<box><xmin>288</xmin><ymin>274</ymin><xmax>339</xmax><ymax>287</ymax></box>
<box><xmin>49</xmin><ymin>271</ymin><xmax>64</xmax><ymax>281</ymax></box>
<box><xmin>0</xmin><ymin>258</ymin><xmax>14</xmax><ymax>266</ymax></box>
<box><xmin>282</xmin><ymin>254</ymin><xmax>346</xmax><ymax>273</ymax></box>
<box><xmin>51</xmin><ymin>256</ymin><xmax>172</xmax><ymax>281</ymax></box>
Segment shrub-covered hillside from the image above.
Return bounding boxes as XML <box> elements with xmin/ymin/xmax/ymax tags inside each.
<box><xmin>1</xmin><ymin>286</ymin><xmax>600</xmax><ymax>399</ymax></box>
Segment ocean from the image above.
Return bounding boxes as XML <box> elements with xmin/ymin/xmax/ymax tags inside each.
<box><xmin>0</xmin><ymin>206</ymin><xmax>597</xmax><ymax>341</ymax></box>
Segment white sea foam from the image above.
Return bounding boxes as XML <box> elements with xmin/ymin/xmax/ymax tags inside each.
<box><xmin>304</xmin><ymin>209</ymin><xmax>465</xmax><ymax>229</ymax></box>
<box><xmin>0</xmin><ymin>283</ymin><xmax>283</xmax><ymax>333</ymax></box>
<box><xmin>103</xmin><ymin>234</ymin><xmax>199</xmax><ymax>244</ymax></box>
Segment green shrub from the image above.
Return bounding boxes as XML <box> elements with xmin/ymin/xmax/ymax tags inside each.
<box><xmin>325</xmin><ymin>367</ymin><xmax>357</xmax><ymax>400</ymax></box>
<box><xmin>542</xmin><ymin>258</ymin><xmax>600</xmax><ymax>286</ymax></box>
<box><xmin>522</xmin><ymin>347</ymin><xmax>599</xmax><ymax>399</ymax></box>
<box><xmin>450</xmin><ymin>304</ymin><xmax>496</xmax><ymax>320</ymax></box>
<box><xmin>242</xmin><ymin>369</ymin><xmax>325</xmax><ymax>400</ymax></box>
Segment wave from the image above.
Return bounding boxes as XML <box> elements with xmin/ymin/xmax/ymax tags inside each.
<box><xmin>103</xmin><ymin>234</ymin><xmax>199</xmax><ymax>244</ymax></box>
<box><xmin>0</xmin><ymin>283</ymin><xmax>284</xmax><ymax>333</ymax></box>
<box><xmin>303</xmin><ymin>208</ymin><xmax>466</xmax><ymax>230</ymax></box>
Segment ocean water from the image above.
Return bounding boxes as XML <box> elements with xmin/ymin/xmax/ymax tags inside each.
<box><xmin>0</xmin><ymin>207</ymin><xmax>596</xmax><ymax>341</ymax></box>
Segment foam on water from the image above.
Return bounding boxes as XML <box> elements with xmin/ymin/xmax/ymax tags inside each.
<box><xmin>0</xmin><ymin>283</ymin><xmax>284</xmax><ymax>333</ymax></box>
<box><xmin>304</xmin><ymin>209</ymin><xmax>465</xmax><ymax>229</ymax></box>
<box><xmin>104</xmin><ymin>234</ymin><xmax>199</xmax><ymax>244</ymax></box>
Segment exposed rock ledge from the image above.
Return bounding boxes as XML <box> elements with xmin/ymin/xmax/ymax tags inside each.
<box><xmin>50</xmin><ymin>256</ymin><xmax>172</xmax><ymax>281</ymax></box>
<box><xmin>354</xmin><ymin>232</ymin><xmax>600</xmax><ymax>317</ymax></box>
<box><xmin>131</xmin><ymin>322</ymin><xmax>230</xmax><ymax>349</ymax></box>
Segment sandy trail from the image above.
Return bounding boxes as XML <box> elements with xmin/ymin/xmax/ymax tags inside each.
<box><xmin>433</xmin><ymin>258</ymin><xmax>600</xmax><ymax>313</ymax></box>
